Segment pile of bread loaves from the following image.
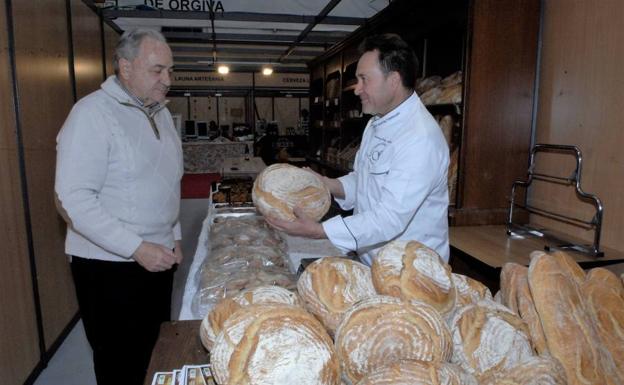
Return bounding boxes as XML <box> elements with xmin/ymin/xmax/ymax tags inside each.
<box><xmin>191</xmin><ymin>215</ymin><xmax>296</xmax><ymax>319</ymax></box>
<box><xmin>197</xmin><ymin>239</ymin><xmax>619</xmax><ymax>385</ymax></box>
<box><xmin>497</xmin><ymin>250</ymin><xmax>624</xmax><ymax>385</ymax></box>
<box><xmin>416</xmin><ymin>71</ymin><xmax>463</xmax><ymax>106</ymax></box>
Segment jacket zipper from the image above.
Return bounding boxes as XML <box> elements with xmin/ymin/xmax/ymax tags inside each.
<box><xmin>119</xmin><ymin>101</ymin><xmax>162</xmax><ymax>140</ymax></box>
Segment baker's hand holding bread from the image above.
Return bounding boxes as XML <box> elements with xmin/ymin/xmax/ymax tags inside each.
<box><xmin>265</xmin><ymin>206</ymin><xmax>327</xmax><ymax>239</ymax></box>
<box><xmin>302</xmin><ymin>167</ymin><xmax>345</xmax><ymax>199</ymax></box>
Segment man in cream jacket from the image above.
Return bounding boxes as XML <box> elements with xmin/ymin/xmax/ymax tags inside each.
<box><xmin>55</xmin><ymin>29</ymin><xmax>182</xmax><ymax>385</ymax></box>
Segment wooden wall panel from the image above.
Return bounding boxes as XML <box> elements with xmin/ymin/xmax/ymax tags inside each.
<box><xmin>255</xmin><ymin>97</ymin><xmax>273</xmax><ymax>121</ymax></box>
<box><xmin>531</xmin><ymin>0</ymin><xmax>624</xmax><ymax>252</ymax></box>
<box><xmin>218</xmin><ymin>96</ymin><xmax>245</xmax><ymax>128</ymax></box>
<box><xmin>0</xmin><ymin>2</ymin><xmax>41</xmax><ymax>383</ymax></box>
<box><xmin>103</xmin><ymin>22</ymin><xmax>119</xmax><ymax>77</ymax></box>
<box><xmin>274</xmin><ymin>97</ymin><xmax>300</xmax><ymax>134</ymax></box>
<box><xmin>168</xmin><ymin>96</ymin><xmax>189</xmax><ymax>121</ymax></box>
<box><xmin>71</xmin><ymin>0</ymin><xmax>104</xmax><ymax>99</ymax></box>
<box><xmin>460</xmin><ymin>0</ymin><xmax>540</xmax><ymax>211</ymax></box>
<box><xmin>191</xmin><ymin>96</ymin><xmax>218</xmax><ymax>123</ymax></box>
<box><xmin>12</xmin><ymin>0</ymin><xmax>78</xmax><ymax>350</ymax></box>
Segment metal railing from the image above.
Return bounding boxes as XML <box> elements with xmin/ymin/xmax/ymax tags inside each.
<box><xmin>507</xmin><ymin>144</ymin><xmax>604</xmax><ymax>257</ymax></box>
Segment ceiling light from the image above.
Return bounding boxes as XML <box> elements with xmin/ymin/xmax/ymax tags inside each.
<box><xmin>262</xmin><ymin>67</ymin><xmax>273</xmax><ymax>76</ymax></box>
<box><xmin>217</xmin><ymin>65</ymin><xmax>229</xmax><ymax>74</ymax></box>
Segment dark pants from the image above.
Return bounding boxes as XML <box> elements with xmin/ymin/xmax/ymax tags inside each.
<box><xmin>71</xmin><ymin>256</ymin><xmax>175</xmax><ymax>385</ymax></box>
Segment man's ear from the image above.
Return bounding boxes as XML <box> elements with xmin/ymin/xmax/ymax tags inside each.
<box><xmin>118</xmin><ymin>58</ymin><xmax>132</xmax><ymax>80</ymax></box>
<box><xmin>389</xmin><ymin>71</ymin><xmax>402</xmax><ymax>89</ymax></box>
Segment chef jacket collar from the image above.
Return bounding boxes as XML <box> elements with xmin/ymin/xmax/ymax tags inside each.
<box><xmin>369</xmin><ymin>91</ymin><xmax>418</xmax><ymax>140</ymax></box>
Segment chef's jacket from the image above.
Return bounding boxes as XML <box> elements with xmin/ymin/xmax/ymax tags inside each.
<box><xmin>322</xmin><ymin>92</ymin><xmax>450</xmax><ymax>265</ymax></box>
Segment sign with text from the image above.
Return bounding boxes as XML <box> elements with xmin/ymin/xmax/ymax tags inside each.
<box><xmin>172</xmin><ymin>72</ymin><xmax>253</xmax><ymax>87</ymax></box>
<box><xmin>142</xmin><ymin>0</ymin><xmax>224</xmax><ymax>13</ymax></box>
<box><xmin>254</xmin><ymin>73</ymin><xmax>309</xmax><ymax>88</ymax></box>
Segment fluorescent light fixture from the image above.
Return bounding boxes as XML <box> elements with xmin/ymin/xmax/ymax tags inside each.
<box><xmin>262</xmin><ymin>67</ymin><xmax>273</xmax><ymax>76</ymax></box>
<box><xmin>217</xmin><ymin>65</ymin><xmax>229</xmax><ymax>74</ymax></box>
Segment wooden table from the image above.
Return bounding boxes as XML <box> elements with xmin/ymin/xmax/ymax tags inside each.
<box><xmin>449</xmin><ymin>225</ymin><xmax>624</xmax><ymax>292</ymax></box>
<box><xmin>143</xmin><ymin>320</ymin><xmax>209</xmax><ymax>385</ymax></box>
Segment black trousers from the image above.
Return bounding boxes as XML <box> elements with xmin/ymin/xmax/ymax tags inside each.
<box><xmin>71</xmin><ymin>256</ymin><xmax>175</xmax><ymax>385</ymax></box>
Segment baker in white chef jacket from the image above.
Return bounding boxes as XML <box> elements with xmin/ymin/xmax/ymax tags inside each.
<box><xmin>266</xmin><ymin>33</ymin><xmax>450</xmax><ymax>265</ymax></box>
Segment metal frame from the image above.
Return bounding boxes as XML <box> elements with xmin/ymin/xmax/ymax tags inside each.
<box><xmin>507</xmin><ymin>144</ymin><xmax>604</xmax><ymax>257</ymax></box>
<box><xmin>102</xmin><ymin>9</ymin><xmax>364</xmax><ymax>25</ymax></box>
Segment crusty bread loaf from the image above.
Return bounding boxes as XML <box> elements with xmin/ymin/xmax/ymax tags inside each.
<box><xmin>297</xmin><ymin>257</ymin><xmax>376</xmax><ymax>336</ymax></box>
<box><xmin>372</xmin><ymin>240</ymin><xmax>456</xmax><ymax>316</ymax></box>
<box><xmin>449</xmin><ymin>299</ymin><xmax>534</xmax><ymax>377</ymax></box>
<box><xmin>534</xmin><ymin>250</ymin><xmax>585</xmax><ymax>284</ymax></box>
<box><xmin>528</xmin><ymin>252</ymin><xmax>609</xmax><ymax>385</ymax></box>
<box><xmin>438</xmin><ymin>115</ymin><xmax>454</xmax><ymax>147</ymax></box>
<box><xmin>440</xmin><ymin>71</ymin><xmax>462</xmax><ymax>87</ymax></box>
<box><xmin>479</xmin><ymin>356</ymin><xmax>567</xmax><ymax>385</ymax></box>
<box><xmin>211</xmin><ymin>303</ymin><xmax>339</xmax><ymax>385</ymax></box>
<box><xmin>420</xmin><ymin>87</ymin><xmax>442</xmax><ymax>105</ymax></box>
<box><xmin>451</xmin><ymin>273</ymin><xmax>492</xmax><ymax>307</ymax></box>
<box><xmin>498</xmin><ymin>262</ymin><xmax>548</xmax><ymax>355</ymax></box>
<box><xmin>199</xmin><ymin>285</ymin><xmax>300</xmax><ymax>351</ymax></box>
<box><xmin>448</xmin><ymin>148</ymin><xmax>458</xmax><ymax>203</ymax></box>
<box><xmin>515</xmin><ymin>273</ymin><xmax>549</xmax><ymax>356</ymax></box>
<box><xmin>499</xmin><ymin>263</ymin><xmax>527</xmax><ymax>315</ymax></box>
<box><xmin>493</xmin><ymin>290</ymin><xmax>502</xmax><ymax>304</ymax></box>
<box><xmin>415</xmin><ymin>75</ymin><xmax>441</xmax><ymax>95</ymax></box>
<box><xmin>335</xmin><ymin>296</ymin><xmax>452</xmax><ymax>384</ymax></box>
<box><xmin>582</xmin><ymin>268</ymin><xmax>624</xmax><ymax>381</ymax></box>
<box><xmin>436</xmin><ymin>83</ymin><xmax>462</xmax><ymax>104</ymax></box>
<box><xmin>252</xmin><ymin>163</ymin><xmax>331</xmax><ymax>221</ymax></box>
<box><xmin>355</xmin><ymin>359</ymin><xmax>478</xmax><ymax>385</ymax></box>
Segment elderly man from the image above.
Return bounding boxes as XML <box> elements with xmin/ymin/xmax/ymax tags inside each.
<box><xmin>55</xmin><ymin>29</ymin><xmax>182</xmax><ymax>384</ymax></box>
<box><xmin>267</xmin><ymin>34</ymin><xmax>450</xmax><ymax>265</ymax></box>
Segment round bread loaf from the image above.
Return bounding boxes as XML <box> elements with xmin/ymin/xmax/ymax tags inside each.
<box><xmin>211</xmin><ymin>303</ymin><xmax>339</xmax><ymax>385</ymax></box>
<box><xmin>451</xmin><ymin>273</ymin><xmax>492</xmax><ymax>307</ymax></box>
<box><xmin>199</xmin><ymin>285</ymin><xmax>300</xmax><ymax>351</ymax></box>
<box><xmin>297</xmin><ymin>257</ymin><xmax>377</xmax><ymax>336</ymax></box>
<box><xmin>372</xmin><ymin>240</ymin><xmax>457</xmax><ymax>316</ymax></box>
<box><xmin>356</xmin><ymin>359</ymin><xmax>478</xmax><ymax>385</ymax></box>
<box><xmin>449</xmin><ymin>299</ymin><xmax>534</xmax><ymax>377</ymax></box>
<box><xmin>335</xmin><ymin>295</ymin><xmax>452</xmax><ymax>384</ymax></box>
<box><xmin>479</xmin><ymin>356</ymin><xmax>568</xmax><ymax>385</ymax></box>
<box><xmin>252</xmin><ymin>163</ymin><xmax>331</xmax><ymax>221</ymax></box>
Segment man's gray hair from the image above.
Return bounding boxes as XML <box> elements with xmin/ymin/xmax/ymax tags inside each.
<box><xmin>113</xmin><ymin>28</ymin><xmax>168</xmax><ymax>74</ymax></box>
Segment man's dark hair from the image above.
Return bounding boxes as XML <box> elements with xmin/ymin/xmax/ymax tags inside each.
<box><xmin>359</xmin><ymin>33</ymin><xmax>418</xmax><ymax>89</ymax></box>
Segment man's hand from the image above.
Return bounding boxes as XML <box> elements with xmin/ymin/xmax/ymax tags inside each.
<box><xmin>133</xmin><ymin>241</ymin><xmax>177</xmax><ymax>272</ymax></box>
<box><xmin>302</xmin><ymin>167</ymin><xmax>345</xmax><ymax>199</ymax></box>
<box><xmin>265</xmin><ymin>206</ymin><xmax>327</xmax><ymax>239</ymax></box>
<box><xmin>174</xmin><ymin>240</ymin><xmax>184</xmax><ymax>264</ymax></box>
